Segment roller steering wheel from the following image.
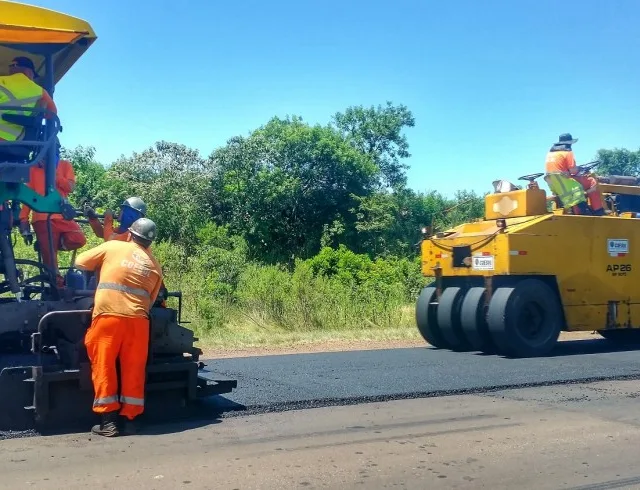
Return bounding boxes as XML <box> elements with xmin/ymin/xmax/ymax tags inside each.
<box><xmin>577</xmin><ymin>160</ymin><xmax>600</xmax><ymax>175</ymax></box>
<box><xmin>518</xmin><ymin>173</ymin><xmax>544</xmax><ymax>182</ymax></box>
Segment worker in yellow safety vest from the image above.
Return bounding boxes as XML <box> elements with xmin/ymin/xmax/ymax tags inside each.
<box><xmin>0</xmin><ymin>57</ymin><xmax>57</xmax><ymax>146</ymax></box>
<box><xmin>544</xmin><ymin>133</ymin><xmax>605</xmax><ymax>215</ymax></box>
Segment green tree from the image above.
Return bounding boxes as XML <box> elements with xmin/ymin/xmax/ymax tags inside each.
<box><xmin>332</xmin><ymin>101</ymin><xmax>415</xmax><ymax>190</ymax></box>
<box><xmin>594</xmin><ymin>148</ymin><xmax>640</xmax><ymax>177</ymax></box>
<box><xmin>439</xmin><ymin>190</ymin><xmax>485</xmax><ymax>230</ymax></box>
<box><xmin>209</xmin><ymin>116</ymin><xmax>378</xmax><ymax>263</ymax></box>
<box><xmin>348</xmin><ymin>188</ymin><xmax>484</xmax><ymax>258</ymax></box>
<box><xmin>103</xmin><ymin>141</ymin><xmax>212</xmax><ymax>252</ymax></box>
<box><xmin>61</xmin><ymin>145</ymin><xmax>110</xmax><ymax>207</ymax></box>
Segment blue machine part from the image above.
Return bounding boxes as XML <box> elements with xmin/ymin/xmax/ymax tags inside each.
<box><xmin>64</xmin><ymin>268</ymin><xmax>86</xmax><ymax>290</ymax></box>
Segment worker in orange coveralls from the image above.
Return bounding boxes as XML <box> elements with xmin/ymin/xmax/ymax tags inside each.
<box><xmin>19</xmin><ymin>141</ymin><xmax>86</xmax><ymax>285</ymax></box>
<box><xmin>545</xmin><ymin>133</ymin><xmax>605</xmax><ymax>215</ymax></box>
<box><xmin>75</xmin><ymin>218</ymin><xmax>163</xmax><ymax>437</ymax></box>
<box><xmin>83</xmin><ymin>197</ymin><xmax>168</xmax><ymax>307</ymax></box>
<box><xmin>84</xmin><ymin>196</ymin><xmax>147</xmax><ymax>242</ymax></box>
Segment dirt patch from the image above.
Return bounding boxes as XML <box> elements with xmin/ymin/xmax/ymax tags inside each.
<box><xmin>201</xmin><ymin>330</ymin><xmax>602</xmax><ymax>359</ymax></box>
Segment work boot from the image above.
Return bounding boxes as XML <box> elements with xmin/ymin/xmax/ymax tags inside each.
<box><xmin>119</xmin><ymin>415</ymin><xmax>142</xmax><ymax>435</ymax></box>
<box><xmin>592</xmin><ymin>208</ymin><xmax>606</xmax><ymax>216</ymax></box>
<box><xmin>91</xmin><ymin>411</ymin><xmax>119</xmax><ymax>437</ymax></box>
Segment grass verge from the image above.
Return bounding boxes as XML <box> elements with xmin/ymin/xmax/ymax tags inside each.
<box><xmin>193</xmin><ymin>305</ymin><xmax>421</xmax><ymax>351</ymax></box>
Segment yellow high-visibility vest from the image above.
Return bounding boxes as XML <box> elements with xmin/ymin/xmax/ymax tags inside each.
<box><xmin>544</xmin><ymin>172</ymin><xmax>586</xmax><ymax>208</ymax></box>
<box><xmin>0</xmin><ymin>73</ymin><xmax>44</xmax><ymax>141</ymax></box>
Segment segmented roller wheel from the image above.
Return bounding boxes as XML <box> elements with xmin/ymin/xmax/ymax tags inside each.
<box><xmin>415</xmin><ymin>286</ymin><xmax>450</xmax><ymax>349</ymax></box>
<box><xmin>436</xmin><ymin>287</ymin><xmax>472</xmax><ymax>351</ymax></box>
<box><xmin>599</xmin><ymin>329</ymin><xmax>640</xmax><ymax>344</ymax></box>
<box><xmin>460</xmin><ymin>287</ymin><xmax>495</xmax><ymax>353</ymax></box>
<box><xmin>487</xmin><ymin>279</ymin><xmax>563</xmax><ymax>358</ymax></box>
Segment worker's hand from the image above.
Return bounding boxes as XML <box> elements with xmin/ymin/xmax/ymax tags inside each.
<box><xmin>83</xmin><ymin>204</ymin><xmax>97</xmax><ymax>220</ymax></box>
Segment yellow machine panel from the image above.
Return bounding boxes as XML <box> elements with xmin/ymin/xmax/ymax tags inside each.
<box><xmin>484</xmin><ymin>188</ymin><xmax>548</xmax><ymax>220</ymax></box>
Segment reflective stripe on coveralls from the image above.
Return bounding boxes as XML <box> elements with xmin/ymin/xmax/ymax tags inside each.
<box><xmin>93</xmin><ymin>395</ymin><xmax>118</xmax><ymax>408</ymax></box>
<box><xmin>120</xmin><ymin>395</ymin><xmax>144</xmax><ymax>406</ymax></box>
<box><xmin>0</xmin><ymin>74</ymin><xmax>44</xmax><ymax>140</ymax></box>
<box><xmin>93</xmin><ymin>394</ymin><xmax>144</xmax><ymax>408</ymax></box>
<box><xmin>544</xmin><ymin>172</ymin><xmax>586</xmax><ymax>208</ymax></box>
<box><xmin>97</xmin><ymin>282</ymin><xmax>151</xmax><ymax>298</ymax></box>
<box><xmin>89</xmin><ymin>224</ymin><xmax>169</xmax><ymax>306</ymax></box>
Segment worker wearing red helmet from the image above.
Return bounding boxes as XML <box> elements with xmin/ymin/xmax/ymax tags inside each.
<box><xmin>75</xmin><ymin>217</ymin><xmax>163</xmax><ymax>437</ymax></box>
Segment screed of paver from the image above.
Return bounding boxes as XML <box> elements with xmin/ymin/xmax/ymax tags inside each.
<box><xmin>1</xmin><ymin>380</ymin><xmax>640</xmax><ymax>490</ymax></box>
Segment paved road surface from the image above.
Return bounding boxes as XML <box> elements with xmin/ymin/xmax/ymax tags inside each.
<box><xmin>3</xmin><ymin>379</ymin><xmax>640</xmax><ymax>489</ymax></box>
<box><xmin>210</xmin><ymin>339</ymin><xmax>640</xmax><ymax>412</ymax></box>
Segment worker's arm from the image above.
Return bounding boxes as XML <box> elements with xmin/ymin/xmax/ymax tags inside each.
<box><xmin>37</xmin><ymin>90</ymin><xmax>57</xmax><ymax>118</ymax></box>
<box><xmin>56</xmin><ymin>160</ymin><xmax>75</xmax><ymax>195</ymax></box>
<box><xmin>149</xmin><ymin>275</ymin><xmax>163</xmax><ymax>306</ymax></box>
<box><xmin>103</xmin><ymin>211</ymin><xmax>115</xmax><ymax>241</ymax></box>
<box><xmin>149</xmin><ymin>279</ymin><xmax>162</xmax><ymax>306</ymax></box>
<box><xmin>83</xmin><ymin>204</ymin><xmax>105</xmax><ymax>238</ymax></box>
<box><xmin>88</xmin><ymin>217</ymin><xmax>105</xmax><ymax>238</ymax></box>
<box><xmin>75</xmin><ymin>242</ymin><xmax>109</xmax><ymax>272</ymax></box>
<box><xmin>148</xmin><ymin>259</ymin><xmax>164</xmax><ymax>305</ymax></box>
<box><xmin>566</xmin><ymin>152</ymin><xmax>579</xmax><ymax>176</ymax></box>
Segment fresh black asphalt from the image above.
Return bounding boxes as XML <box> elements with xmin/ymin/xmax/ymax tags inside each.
<box><xmin>205</xmin><ymin>338</ymin><xmax>640</xmax><ymax>414</ymax></box>
<box><xmin>4</xmin><ymin>337</ymin><xmax>640</xmax><ymax>439</ymax></box>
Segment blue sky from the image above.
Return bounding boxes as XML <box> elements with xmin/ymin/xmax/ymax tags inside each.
<box><xmin>23</xmin><ymin>0</ymin><xmax>640</xmax><ymax>197</ymax></box>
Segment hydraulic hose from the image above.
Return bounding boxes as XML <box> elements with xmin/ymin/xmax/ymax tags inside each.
<box><xmin>0</xmin><ymin>232</ymin><xmax>19</xmax><ymax>294</ymax></box>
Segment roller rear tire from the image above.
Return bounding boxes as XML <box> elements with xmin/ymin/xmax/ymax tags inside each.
<box><xmin>487</xmin><ymin>279</ymin><xmax>562</xmax><ymax>358</ymax></box>
<box><xmin>415</xmin><ymin>286</ymin><xmax>449</xmax><ymax>349</ymax></box>
<box><xmin>460</xmin><ymin>287</ymin><xmax>495</xmax><ymax>353</ymax></box>
<box><xmin>436</xmin><ymin>287</ymin><xmax>472</xmax><ymax>351</ymax></box>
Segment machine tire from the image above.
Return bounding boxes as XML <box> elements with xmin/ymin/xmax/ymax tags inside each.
<box><xmin>436</xmin><ymin>287</ymin><xmax>471</xmax><ymax>351</ymax></box>
<box><xmin>487</xmin><ymin>279</ymin><xmax>562</xmax><ymax>358</ymax></box>
<box><xmin>460</xmin><ymin>287</ymin><xmax>495</xmax><ymax>353</ymax></box>
<box><xmin>599</xmin><ymin>329</ymin><xmax>640</xmax><ymax>344</ymax></box>
<box><xmin>415</xmin><ymin>286</ymin><xmax>449</xmax><ymax>349</ymax></box>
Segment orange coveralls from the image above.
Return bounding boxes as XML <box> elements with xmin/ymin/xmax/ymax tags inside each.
<box><xmin>545</xmin><ymin>149</ymin><xmax>603</xmax><ymax>211</ymax></box>
<box><xmin>87</xmin><ymin>214</ymin><xmax>168</xmax><ymax>306</ymax></box>
<box><xmin>19</xmin><ymin>159</ymin><xmax>87</xmax><ymax>273</ymax></box>
<box><xmin>75</xmin><ymin>240</ymin><xmax>163</xmax><ymax>420</ymax></box>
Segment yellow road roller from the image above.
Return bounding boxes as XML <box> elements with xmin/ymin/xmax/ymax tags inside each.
<box><xmin>416</xmin><ymin>162</ymin><xmax>640</xmax><ymax>357</ymax></box>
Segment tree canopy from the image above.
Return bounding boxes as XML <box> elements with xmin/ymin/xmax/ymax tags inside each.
<box><xmin>595</xmin><ymin>148</ymin><xmax>640</xmax><ymax>177</ymax></box>
<box><xmin>61</xmin><ymin>102</ymin><xmax>634</xmax><ymax>267</ymax></box>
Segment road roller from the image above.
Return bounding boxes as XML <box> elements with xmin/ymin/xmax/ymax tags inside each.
<box><xmin>416</xmin><ymin>161</ymin><xmax>640</xmax><ymax>357</ymax></box>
